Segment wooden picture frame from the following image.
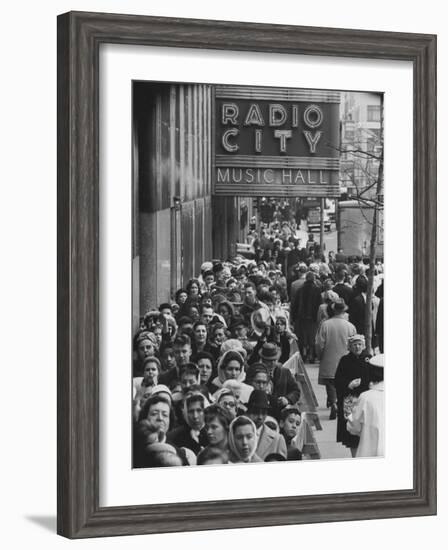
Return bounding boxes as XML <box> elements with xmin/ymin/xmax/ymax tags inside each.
<box><xmin>57</xmin><ymin>11</ymin><xmax>437</xmax><ymax>538</ymax></box>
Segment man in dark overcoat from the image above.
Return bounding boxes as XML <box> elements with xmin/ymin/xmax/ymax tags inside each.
<box><xmin>258</xmin><ymin>342</ymin><xmax>300</xmax><ymax>419</ymax></box>
<box><xmin>290</xmin><ymin>271</ymin><xmax>322</xmax><ymax>362</ymax></box>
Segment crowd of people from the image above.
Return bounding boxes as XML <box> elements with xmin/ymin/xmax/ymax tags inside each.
<box><xmin>133</xmin><ymin>219</ymin><xmax>385</xmax><ymax>468</ymax></box>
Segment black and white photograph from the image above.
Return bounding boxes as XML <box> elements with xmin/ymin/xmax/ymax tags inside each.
<box><xmin>131</xmin><ymin>82</ymin><xmax>385</xmax><ymax>468</ymax></box>
<box><xmin>1</xmin><ymin>0</ymin><xmax>441</xmax><ymax>544</ymax></box>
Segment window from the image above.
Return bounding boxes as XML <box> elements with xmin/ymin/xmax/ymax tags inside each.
<box><xmin>367</xmin><ymin>105</ymin><xmax>381</xmax><ymax>122</ymax></box>
<box><xmin>344</xmin><ymin>128</ymin><xmax>354</xmax><ymax>140</ymax></box>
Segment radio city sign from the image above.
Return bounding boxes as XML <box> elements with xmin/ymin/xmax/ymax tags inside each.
<box><xmin>217</xmin><ymin>166</ymin><xmax>334</xmax><ymax>185</ymax></box>
<box><xmin>213</xmin><ymin>86</ymin><xmax>341</xmax><ymax>198</ymax></box>
<box><xmin>219</xmin><ymin>102</ymin><xmax>327</xmax><ymax>155</ymax></box>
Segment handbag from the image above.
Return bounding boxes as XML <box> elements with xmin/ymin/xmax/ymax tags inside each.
<box><xmin>343</xmin><ymin>394</ymin><xmax>359</xmax><ymax>419</ymax></box>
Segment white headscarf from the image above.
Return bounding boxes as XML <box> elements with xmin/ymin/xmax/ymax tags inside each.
<box><xmin>220</xmin><ymin>340</ymin><xmax>248</xmax><ymax>360</ymax></box>
<box><xmin>182</xmin><ymin>391</ymin><xmax>210</xmax><ymax>428</ymax></box>
<box><xmin>214</xmin><ymin>387</ymin><xmax>235</xmax><ymax>403</ymax></box>
<box><xmin>228</xmin><ymin>416</ymin><xmax>258</xmax><ymax>463</ymax></box>
<box><xmin>217</xmin><ymin>349</ymin><xmax>246</xmax><ymax>384</ymax></box>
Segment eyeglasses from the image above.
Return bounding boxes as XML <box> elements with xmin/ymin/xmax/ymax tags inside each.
<box><xmin>220</xmin><ymin>401</ymin><xmax>236</xmax><ymax>408</ymax></box>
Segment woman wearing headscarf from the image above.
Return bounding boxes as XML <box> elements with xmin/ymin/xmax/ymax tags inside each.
<box><xmin>334</xmin><ymin>334</ymin><xmax>371</xmax><ymax>456</ymax></box>
<box><xmin>272</xmin><ymin>315</ymin><xmax>297</xmax><ymax>364</ymax></box>
<box><xmin>214</xmin><ymin>388</ymin><xmax>239</xmax><ymax>419</ymax></box>
<box><xmin>228</xmin><ymin>416</ymin><xmax>263</xmax><ymax>463</ymax></box>
<box><xmin>210</xmin><ymin>350</ymin><xmax>253</xmax><ymax>403</ymax></box>
<box><xmin>221</xmin><ymin>380</ymin><xmax>250</xmax><ymax>415</ymax></box>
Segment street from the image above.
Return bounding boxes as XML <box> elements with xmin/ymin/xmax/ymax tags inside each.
<box><xmin>296</xmin><ymin>220</ymin><xmax>351</xmax><ymax>460</ymax></box>
<box><xmin>296</xmin><ymin>220</ymin><xmax>338</xmax><ymax>257</ymax></box>
<box><xmin>304</xmin><ymin>361</ymin><xmax>351</xmax><ymax>460</ymax></box>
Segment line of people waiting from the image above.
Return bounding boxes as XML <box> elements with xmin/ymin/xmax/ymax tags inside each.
<box><xmin>133</xmin><ymin>241</ymin><xmax>384</xmax><ymax>467</ymax></box>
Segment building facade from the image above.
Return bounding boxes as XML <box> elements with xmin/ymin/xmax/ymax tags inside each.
<box><xmin>133</xmin><ymin>83</ymin><xmax>341</xmax><ymax>325</ymax></box>
<box><xmin>339</xmin><ymin>91</ymin><xmax>382</xmax><ymax>200</ymax></box>
<box><xmin>338</xmin><ymin>92</ymin><xmax>383</xmax><ymax>258</ymax></box>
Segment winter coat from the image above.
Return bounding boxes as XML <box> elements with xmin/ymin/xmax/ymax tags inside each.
<box><xmin>334</xmin><ymin>351</ymin><xmax>371</xmax><ymax>447</ymax></box>
<box><xmin>333</xmin><ymin>283</ymin><xmax>354</xmax><ymax>306</ymax></box>
<box><xmin>348</xmin><ymin>293</ymin><xmax>380</xmax><ymax>336</ymax></box>
<box><xmin>291</xmin><ymin>281</ymin><xmax>322</xmax><ymax>328</ymax></box>
<box><xmin>315</xmin><ymin>316</ymin><xmax>356</xmax><ymax>380</ymax></box>
<box><xmin>166</xmin><ymin>425</ymin><xmax>205</xmax><ymax>456</ymax></box>
<box><xmin>289</xmin><ymin>276</ymin><xmax>306</xmax><ymax>305</ymax></box>
<box><xmin>269</xmin><ymin>364</ymin><xmax>301</xmax><ymax>413</ymax></box>
<box><xmin>256</xmin><ymin>424</ymin><xmax>287</xmax><ymax>460</ymax></box>
<box><xmin>347</xmin><ymin>382</ymin><xmax>385</xmax><ymax>457</ymax></box>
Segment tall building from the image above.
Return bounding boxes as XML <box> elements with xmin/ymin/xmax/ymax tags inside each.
<box><xmin>340</xmin><ymin>92</ymin><xmax>382</xmax><ymax>200</ymax></box>
<box><xmin>338</xmin><ymin>92</ymin><xmax>383</xmax><ymax>258</ymax></box>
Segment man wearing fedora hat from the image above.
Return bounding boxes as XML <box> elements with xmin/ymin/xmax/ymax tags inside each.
<box><xmin>257</xmin><ymin>342</ymin><xmax>301</xmax><ymax>419</ymax></box>
<box><xmin>246</xmin><ymin>390</ymin><xmax>287</xmax><ymax>460</ymax></box>
<box><xmin>315</xmin><ymin>298</ymin><xmax>356</xmax><ymax>419</ymax></box>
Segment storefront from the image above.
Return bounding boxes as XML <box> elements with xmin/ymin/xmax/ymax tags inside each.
<box><xmin>133</xmin><ymin>82</ymin><xmax>340</xmax><ymax>324</ymax></box>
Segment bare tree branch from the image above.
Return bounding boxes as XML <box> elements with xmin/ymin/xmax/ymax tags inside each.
<box><xmin>326</xmin><ymin>142</ymin><xmax>382</xmax><ymax>160</ymax></box>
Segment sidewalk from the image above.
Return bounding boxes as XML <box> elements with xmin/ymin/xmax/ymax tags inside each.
<box><xmin>303</xmin><ymin>362</ymin><xmax>351</xmax><ymax>460</ymax></box>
